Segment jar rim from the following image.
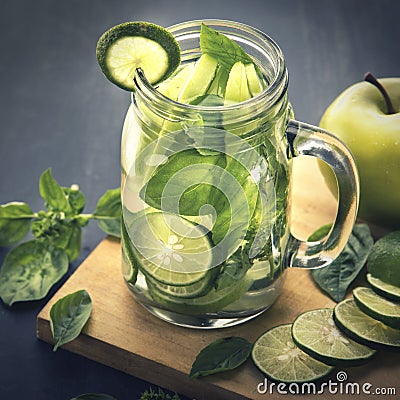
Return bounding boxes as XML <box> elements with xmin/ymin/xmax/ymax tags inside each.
<box><xmin>133</xmin><ymin>19</ymin><xmax>287</xmax><ymax>114</ymax></box>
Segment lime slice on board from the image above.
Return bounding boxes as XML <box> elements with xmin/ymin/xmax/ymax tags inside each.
<box><xmin>353</xmin><ymin>287</ymin><xmax>400</xmax><ymax>329</ymax></box>
<box><xmin>126</xmin><ymin>212</ymin><xmax>212</xmax><ymax>286</ymax></box>
<box><xmin>367</xmin><ymin>231</ymin><xmax>400</xmax><ymax>287</ymax></box>
<box><xmin>334</xmin><ymin>298</ymin><xmax>400</xmax><ymax>350</ymax></box>
<box><xmin>252</xmin><ymin>324</ymin><xmax>334</xmax><ymax>383</ymax></box>
<box><xmin>367</xmin><ymin>273</ymin><xmax>400</xmax><ymax>302</ymax></box>
<box><xmin>96</xmin><ymin>22</ymin><xmax>181</xmax><ymax>90</ymax></box>
<box><xmin>292</xmin><ymin>308</ymin><xmax>375</xmax><ymax>366</ymax></box>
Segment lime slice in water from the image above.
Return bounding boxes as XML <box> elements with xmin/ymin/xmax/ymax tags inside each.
<box><xmin>292</xmin><ymin>308</ymin><xmax>375</xmax><ymax>366</ymax></box>
<box><xmin>252</xmin><ymin>324</ymin><xmax>334</xmax><ymax>383</ymax></box>
<box><xmin>127</xmin><ymin>212</ymin><xmax>212</xmax><ymax>286</ymax></box>
<box><xmin>353</xmin><ymin>287</ymin><xmax>400</xmax><ymax>329</ymax></box>
<box><xmin>334</xmin><ymin>298</ymin><xmax>400</xmax><ymax>350</ymax></box>
<box><xmin>367</xmin><ymin>273</ymin><xmax>400</xmax><ymax>302</ymax></box>
<box><xmin>96</xmin><ymin>22</ymin><xmax>181</xmax><ymax>90</ymax></box>
<box><xmin>147</xmin><ymin>274</ymin><xmax>252</xmax><ymax>315</ymax></box>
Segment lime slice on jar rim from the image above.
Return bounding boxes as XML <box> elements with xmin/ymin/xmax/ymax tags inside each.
<box><xmin>333</xmin><ymin>298</ymin><xmax>400</xmax><ymax>351</ymax></box>
<box><xmin>291</xmin><ymin>308</ymin><xmax>375</xmax><ymax>367</ymax></box>
<box><xmin>96</xmin><ymin>21</ymin><xmax>181</xmax><ymax>90</ymax></box>
<box><xmin>353</xmin><ymin>287</ymin><xmax>400</xmax><ymax>329</ymax></box>
<box><xmin>252</xmin><ymin>324</ymin><xmax>334</xmax><ymax>383</ymax></box>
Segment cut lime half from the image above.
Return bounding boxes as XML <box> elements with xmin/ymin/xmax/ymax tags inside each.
<box><xmin>252</xmin><ymin>324</ymin><xmax>334</xmax><ymax>383</ymax></box>
<box><xmin>353</xmin><ymin>287</ymin><xmax>400</xmax><ymax>329</ymax></box>
<box><xmin>127</xmin><ymin>212</ymin><xmax>213</xmax><ymax>286</ymax></box>
<box><xmin>96</xmin><ymin>22</ymin><xmax>181</xmax><ymax>90</ymax></box>
<box><xmin>292</xmin><ymin>308</ymin><xmax>375</xmax><ymax>366</ymax></box>
<box><xmin>367</xmin><ymin>273</ymin><xmax>400</xmax><ymax>302</ymax></box>
<box><xmin>334</xmin><ymin>298</ymin><xmax>400</xmax><ymax>351</ymax></box>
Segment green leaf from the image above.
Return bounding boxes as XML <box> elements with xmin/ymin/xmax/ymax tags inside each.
<box><xmin>70</xmin><ymin>395</ymin><xmax>116</xmax><ymax>400</ymax></box>
<box><xmin>310</xmin><ymin>224</ymin><xmax>374</xmax><ymax>302</ymax></box>
<box><xmin>0</xmin><ymin>240</ymin><xmax>68</xmax><ymax>306</ymax></box>
<box><xmin>39</xmin><ymin>169</ymin><xmax>71</xmax><ymax>212</ymax></box>
<box><xmin>49</xmin><ymin>220</ymin><xmax>82</xmax><ymax>262</ymax></box>
<box><xmin>63</xmin><ymin>186</ymin><xmax>86</xmax><ymax>214</ymax></box>
<box><xmin>93</xmin><ymin>188</ymin><xmax>122</xmax><ymax>238</ymax></box>
<box><xmin>190</xmin><ymin>336</ymin><xmax>252</xmax><ymax>378</ymax></box>
<box><xmin>200</xmin><ymin>23</ymin><xmax>253</xmax><ymax>71</ymax></box>
<box><xmin>0</xmin><ymin>202</ymin><xmax>34</xmax><ymax>246</ymax></box>
<box><xmin>139</xmin><ymin>388</ymin><xmax>181</xmax><ymax>400</ymax></box>
<box><xmin>50</xmin><ymin>289</ymin><xmax>92</xmax><ymax>351</ymax></box>
<box><xmin>308</xmin><ymin>223</ymin><xmax>333</xmax><ymax>241</ymax></box>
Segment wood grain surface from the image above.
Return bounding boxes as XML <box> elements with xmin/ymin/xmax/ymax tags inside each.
<box><xmin>36</xmin><ymin>159</ymin><xmax>398</xmax><ymax>399</ymax></box>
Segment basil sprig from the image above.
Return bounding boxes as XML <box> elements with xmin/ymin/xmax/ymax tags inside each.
<box><xmin>0</xmin><ymin>168</ymin><xmax>121</xmax><ymax>306</ymax></box>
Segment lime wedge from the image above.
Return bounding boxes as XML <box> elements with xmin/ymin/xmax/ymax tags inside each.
<box><xmin>224</xmin><ymin>61</ymin><xmax>251</xmax><ymax>105</ymax></box>
<box><xmin>353</xmin><ymin>287</ymin><xmax>400</xmax><ymax>329</ymax></box>
<box><xmin>96</xmin><ymin>22</ymin><xmax>181</xmax><ymax>90</ymax></box>
<box><xmin>367</xmin><ymin>231</ymin><xmax>400</xmax><ymax>287</ymax></box>
<box><xmin>157</xmin><ymin>63</ymin><xmax>195</xmax><ymax>100</ymax></box>
<box><xmin>245</xmin><ymin>63</ymin><xmax>264</xmax><ymax>97</ymax></box>
<box><xmin>292</xmin><ymin>308</ymin><xmax>375</xmax><ymax>366</ymax></box>
<box><xmin>177</xmin><ymin>54</ymin><xmax>218</xmax><ymax>104</ymax></box>
<box><xmin>367</xmin><ymin>273</ymin><xmax>400</xmax><ymax>302</ymax></box>
<box><xmin>252</xmin><ymin>324</ymin><xmax>334</xmax><ymax>383</ymax></box>
<box><xmin>334</xmin><ymin>298</ymin><xmax>400</xmax><ymax>350</ymax></box>
<box><xmin>127</xmin><ymin>212</ymin><xmax>212</xmax><ymax>286</ymax></box>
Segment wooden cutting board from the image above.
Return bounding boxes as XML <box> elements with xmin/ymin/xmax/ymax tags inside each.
<box><xmin>36</xmin><ymin>158</ymin><xmax>399</xmax><ymax>399</ymax></box>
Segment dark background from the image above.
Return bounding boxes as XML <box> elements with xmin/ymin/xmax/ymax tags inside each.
<box><xmin>0</xmin><ymin>1</ymin><xmax>399</xmax><ymax>399</ymax></box>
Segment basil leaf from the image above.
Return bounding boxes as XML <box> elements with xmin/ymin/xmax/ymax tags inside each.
<box><xmin>39</xmin><ymin>169</ymin><xmax>71</xmax><ymax>212</ymax></box>
<box><xmin>93</xmin><ymin>188</ymin><xmax>121</xmax><ymax>238</ymax></box>
<box><xmin>310</xmin><ymin>224</ymin><xmax>374</xmax><ymax>302</ymax></box>
<box><xmin>50</xmin><ymin>289</ymin><xmax>92</xmax><ymax>351</ymax></box>
<box><xmin>308</xmin><ymin>223</ymin><xmax>333</xmax><ymax>241</ymax></box>
<box><xmin>0</xmin><ymin>202</ymin><xmax>34</xmax><ymax>246</ymax></box>
<box><xmin>70</xmin><ymin>395</ymin><xmax>116</xmax><ymax>400</ymax></box>
<box><xmin>49</xmin><ymin>220</ymin><xmax>81</xmax><ymax>262</ymax></box>
<box><xmin>200</xmin><ymin>23</ymin><xmax>253</xmax><ymax>71</ymax></box>
<box><xmin>190</xmin><ymin>336</ymin><xmax>252</xmax><ymax>378</ymax></box>
<box><xmin>63</xmin><ymin>186</ymin><xmax>86</xmax><ymax>214</ymax></box>
<box><xmin>0</xmin><ymin>240</ymin><xmax>68</xmax><ymax>306</ymax></box>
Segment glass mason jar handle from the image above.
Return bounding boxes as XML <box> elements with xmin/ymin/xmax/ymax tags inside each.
<box><xmin>284</xmin><ymin>119</ymin><xmax>359</xmax><ymax>269</ymax></box>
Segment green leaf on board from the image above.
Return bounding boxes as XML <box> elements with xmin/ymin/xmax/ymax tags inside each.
<box><xmin>190</xmin><ymin>336</ymin><xmax>252</xmax><ymax>378</ymax></box>
<box><xmin>50</xmin><ymin>289</ymin><xmax>92</xmax><ymax>351</ymax></box>
<box><xmin>0</xmin><ymin>202</ymin><xmax>34</xmax><ymax>246</ymax></box>
<box><xmin>0</xmin><ymin>240</ymin><xmax>68</xmax><ymax>306</ymax></box>
<box><xmin>310</xmin><ymin>224</ymin><xmax>374</xmax><ymax>302</ymax></box>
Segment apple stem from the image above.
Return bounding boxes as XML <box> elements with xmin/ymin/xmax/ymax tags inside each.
<box><xmin>364</xmin><ymin>72</ymin><xmax>396</xmax><ymax>114</ymax></box>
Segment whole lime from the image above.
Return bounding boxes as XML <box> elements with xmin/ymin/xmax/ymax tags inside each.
<box><xmin>367</xmin><ymin>231</ymin><xmax>400</xmax><ymax>287</ymax></box>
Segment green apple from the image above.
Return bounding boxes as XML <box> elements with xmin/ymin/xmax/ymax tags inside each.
<box><xmin>319</xmin><ymin>74</ymin><xmax>400</xmax><ymax>227</ymax></box>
